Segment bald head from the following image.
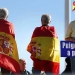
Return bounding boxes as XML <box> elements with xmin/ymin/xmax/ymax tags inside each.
<box><xmin>19</xmin><ymin>59</ymin><xmax>26</xmax><ymax>71</ymax></box>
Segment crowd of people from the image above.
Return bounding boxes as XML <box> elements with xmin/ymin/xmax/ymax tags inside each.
<box><xmin>0</xmin><ymin>7</ymin><xmax>75</xmax><ymax>75</ymax></box>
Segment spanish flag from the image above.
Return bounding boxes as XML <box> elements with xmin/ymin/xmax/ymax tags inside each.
<box><xmin>0</xmin><ymin>19</ymin><xmax>20</xmax><ymax>73</ymax></box>
<box><xmin>27</xmin><ymin>26</ymin><xmax>60</xmax><ymax>74</ymax></box>
<box><xmin>72</xmin><ymin>1</ymin><xmax>75</xmax><ymax>11</ymax></box>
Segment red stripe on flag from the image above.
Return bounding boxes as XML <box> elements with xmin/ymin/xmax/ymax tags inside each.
<box><xmin>32</xmin><ymin>26</ymin><xmax>58</xmax><ymax>38</ymax></box>
<box><xmin>0</xmin><ymin>54</ymin><xmax>20</xmax><ymax>73</ymax></box>
<box><xmin>32</xmin><ymin>58</ymin><xmax>59</xmax><ymax>74</ymax></box>
<box><xmin>0</xmin><ymin>19</ymin><xmax>15</xmax><ymax>38</ymax></box>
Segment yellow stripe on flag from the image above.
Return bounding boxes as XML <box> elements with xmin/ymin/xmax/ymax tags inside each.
<box><xmin>0</xmin><ymin>32</ymin><xmax>19</xmax><ymax>63</ymax></box>
<box><xmin>27</xmin><ymin>37</ymin><xmax>60</xmax><ymax>63</ymax></box>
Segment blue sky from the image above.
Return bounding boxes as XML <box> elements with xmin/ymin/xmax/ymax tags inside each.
<box><xmin>0</xmin><ymin>0</ymin><xmax>75</xmax><ymax>74</ymax></box>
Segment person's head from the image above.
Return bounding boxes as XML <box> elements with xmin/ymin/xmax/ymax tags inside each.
<box><xmin>41</xmin><ymin>14</ymin><xmax>51</xmax><ymax>26</ymax></box>
<box><xmin>0</xmin><ymin>8</ymin><xmax>8</xmax><ymax>20</ymax></box>
<box><xmin>65</xmin><ymin>57</ymin><xmax>71</xmax><ymax>65</ymax></box>
<box><xmin>19</xmin><ymin>59</ymin><xmax>27</xmax><ymax>71</ymax></box>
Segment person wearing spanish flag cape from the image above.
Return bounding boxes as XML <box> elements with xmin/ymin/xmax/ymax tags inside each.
<box><xmin>0</xmin><ymin>8</ymin><xmax>20</xmax><ymax>74</ymax></box>
<box><xmin>27</xmin><ymin>14</ymin><xmax>60</xmax><ymax>75</ymax></box>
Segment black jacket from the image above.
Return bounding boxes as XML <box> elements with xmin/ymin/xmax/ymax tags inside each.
<box><xmin>61</xmin><ymin>57</ymin><xmax>72</xmax><ymax>75</ymax></box>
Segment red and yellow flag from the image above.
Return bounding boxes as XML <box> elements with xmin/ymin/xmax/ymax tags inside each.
<box><xmin>72</xmin><ymin>1</ymin><xmax>75</xmax><ymax>11</ymax></box>
<box><xmin>0</xmin><ymin>19</ymin><xmax>20</xmax><ymax>73</ymax></box>
<box><xmin>27</xmin><ymin>26</ymin><xmax>60</xmax><ymax>74</ymax></box>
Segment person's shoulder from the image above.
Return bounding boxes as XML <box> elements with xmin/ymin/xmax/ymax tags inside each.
<box><xmin>50</xmin><ymin>25</ymin><xmax>55</xmax><ymax>28</ymax></box>
<box><xmin>0</xmin><ymin>19</ymin><xmax>14</xmax><ymax>27</ymax></box>
<box><xmin>71</xmin><ymin>20</ymin><xmax>75</xmax><ymax>23</ymax></box>
<box><xmin>2</xmin><ymin>20</ymin><xmax>14</xmax><ymax>27</ymax></box>
<box><xmin>34</xmin><ymin>26</ymin><xmax>56</xmax><ymax>31</ymax></box>
<box><xmin>35</xmin><ymin>26</ymin><xmax>40</xmax><ymax>29</ymax></box>
<box><xmin>49</xmin><ymin>26</ymin><xmax>56</xmax><ymax>31</ymax></box>
<box><xmin>49</xmin><ymin>25</ymin><xmax>55</xmax><ymax>27</ymax></box>
<box><xmin>34</xmin><ymin>27</ymin><xmax>40</xmax><ymax>31</ymax></box>
<box><xmin>69</xmin><ymin>20</ymin><xmax>75</xmax><ymax>26</ymax></box>
<box><xmin>7</xmin><ymin>21</ymin><xmax>14</xmax><ymax>26</ymax></box>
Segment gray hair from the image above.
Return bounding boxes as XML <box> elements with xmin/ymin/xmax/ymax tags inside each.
<box><xmin>41</xmin><ymin>14</ymin><xmax>51</xmax><ymax>24</ymax></box>
<box><xmin>0</xmin><ymin>8</ymin><xmax>8</xmax><ymax>19</ymax></box>
<box><xmin>19</xmin><ymin>59</ymin><xmax>27</xmax><ymax>63</ymax></box>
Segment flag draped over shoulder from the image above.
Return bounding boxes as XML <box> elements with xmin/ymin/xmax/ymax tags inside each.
<box><xmin>0</xmin><ymin>19</ymin><xmax>20</xmax><ymax>73</ymax></box>
<box><xmin>27</xmin><ymin>26</ymin><xmax>60</xmax><ymax>74</ymax></box>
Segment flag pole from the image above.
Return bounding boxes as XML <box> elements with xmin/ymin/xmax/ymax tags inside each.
<box><xmin>65</xmin><ymin>0</ymin><xmax>72</xmax><ymax>73</ymax></box>
<box><xmin>65</xmin><ymin>0</ymin><xmax>71</xmax><ymax>33</ymax></box>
